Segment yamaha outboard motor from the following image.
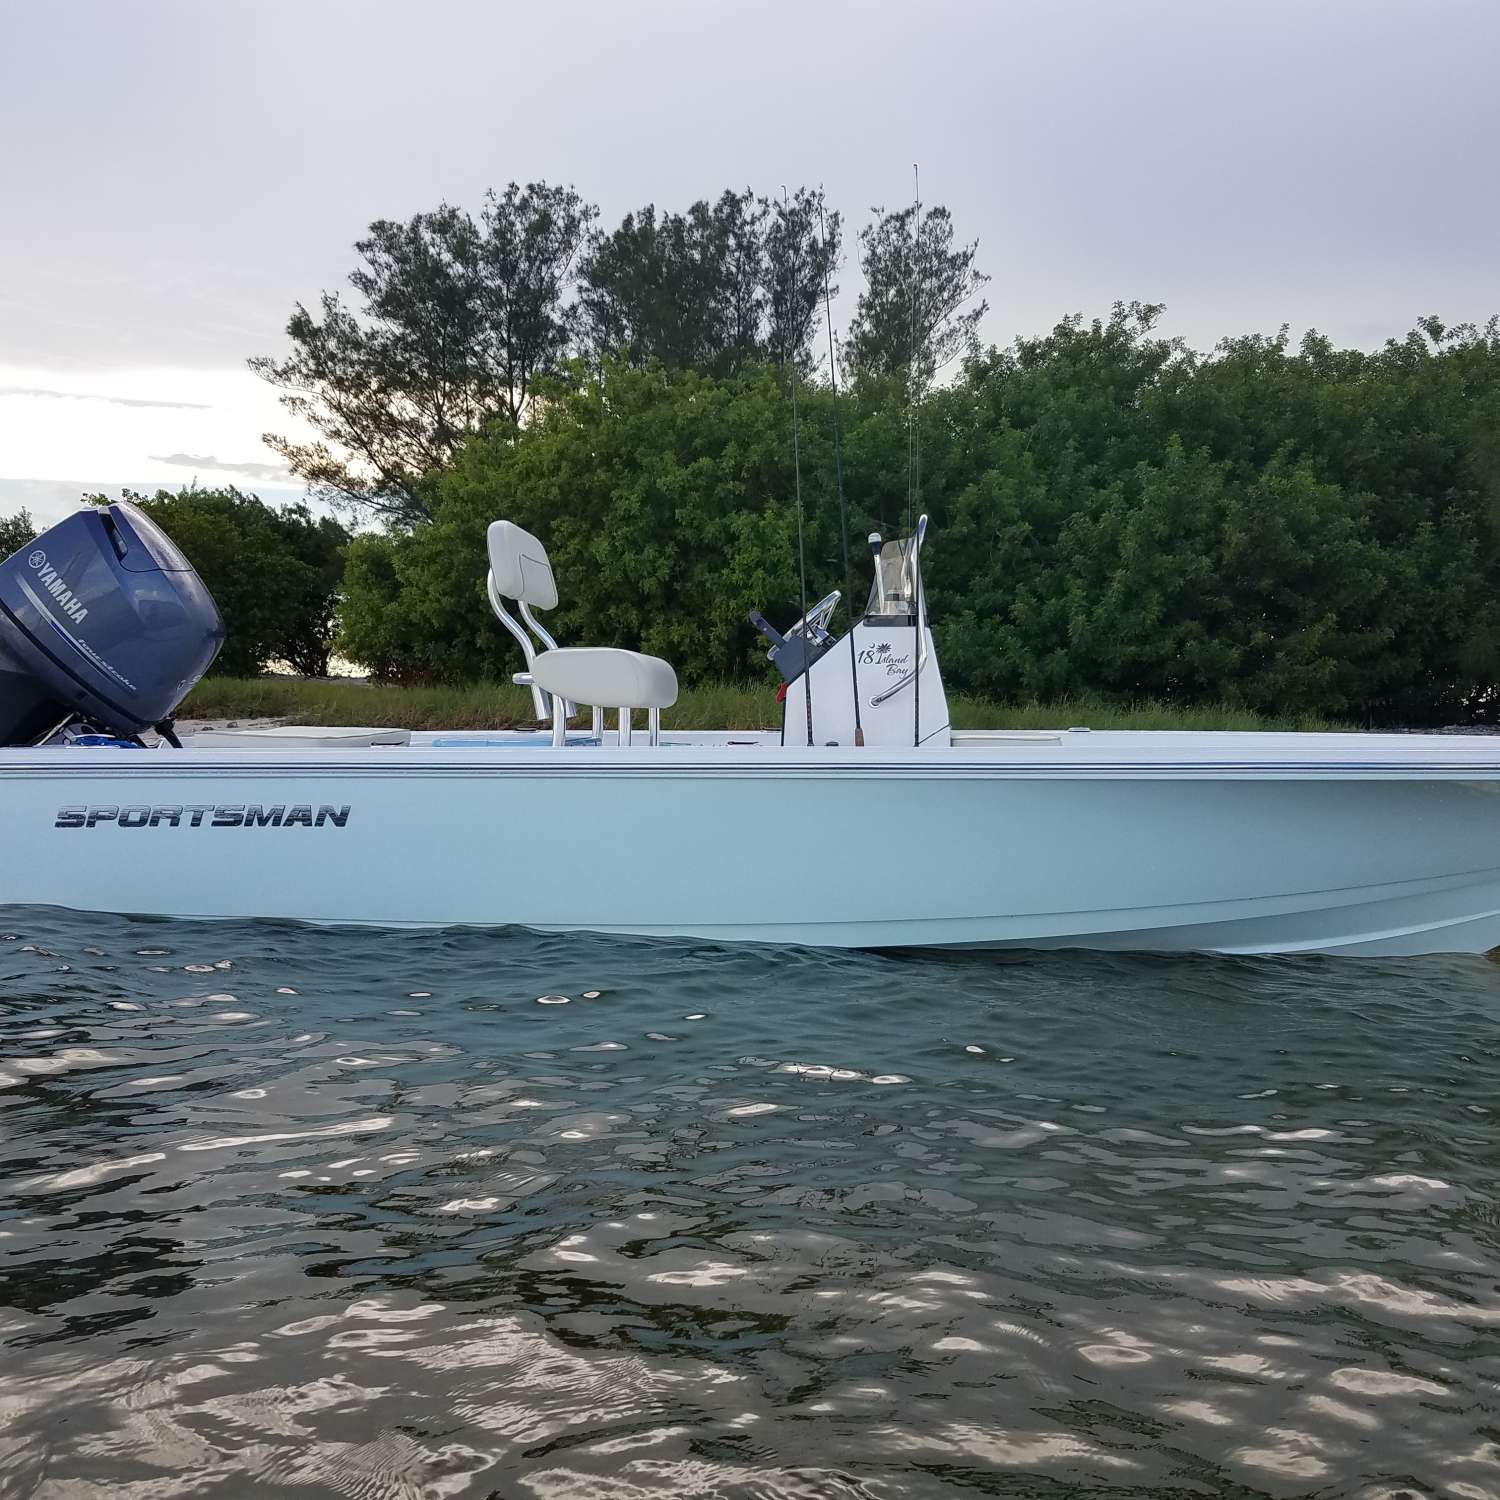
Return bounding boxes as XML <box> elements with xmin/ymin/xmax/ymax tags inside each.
<box><xmin>0</xmin><ymin>503</ymin><xmax>224</xmax><ymax>745</ymax></box>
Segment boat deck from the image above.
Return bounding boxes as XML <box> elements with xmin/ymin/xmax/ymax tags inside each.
<box><xmin>129</xmin><ymin>724</ymin><xmax>1500</xmax><ymax>779</ymax></box>
<box><xmin>2</xmin><ymin>725</ymin><xmax>1498</xmax><ymax>780</ymax></box>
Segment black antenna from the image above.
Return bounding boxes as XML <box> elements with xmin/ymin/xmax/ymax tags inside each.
<box><xmin>783</xmin><ymin>187</ymin><xmax>814</xmax><ymax>747</ymax></box>
<box><xmin>911</xmin><ymin>164</ymin><xmax>923</xmax><ymax>540</ymax></box>
<box><xmin>819</xmin><ymin>201</ymin><xmax>863</xmax><ymax>749</ymax></box>
<box><xmin>906</xmin><ymin>165</ymin><xmax>921</xmax><ymax>537</ymax></box>
<box><xmin>911</xmin><ymin>163</ymin><xmax>922</xmax><ymax>748</ymax></box>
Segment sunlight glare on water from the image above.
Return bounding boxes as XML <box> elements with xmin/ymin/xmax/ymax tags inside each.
<box><xmin>1</xmin><ymin>907</ymin><xmax>1499</xmax><ymax>1498</ymax></box>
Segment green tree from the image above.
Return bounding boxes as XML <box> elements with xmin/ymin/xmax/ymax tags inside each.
<box><xmin>935</xmin><ymin>305</ymin><xmax>1500</xmax><ymax>721</ymax></box>
<box><xmin>330</xmin><ymin>276</ymin><xmax>1500</xmax><ymax>726</ymax></box>
<box><xmin>845</xmin><ymin>201</ymin><xmax>990</xmax><ymax>387</ymax></box>
<box><xmin>1144</xmin><ymin>315</ymin><xmax>1500</xmax><ymax>719</ymax></box>
<box><xmin>339</xmin><ymin>361</ymin><xmax>824</xmax><ymax>685</ymax></box>
<box><xmin>0</xmin><ymin>508</ymin><xmax>36</xmax><ymax>560</ymax></box>
<box><xmin>576</xmin><ymin>187</ymin><xmax>840</xmax><ymax>375</ymax></box>
<box><xmin>764</xmin><ymin>187</ymin><xmax>841</xmax><ymax>369</ymax></box>
<box><xmin>86</xmin><ymin>487</ymin><xmax>349</xmax><ymax>677</ymax></box>
<box><xmin>1062</xmin><ymin>446</ymin><xmax>1397</xmax><ymax>714</ymax></box>
<box><xmin>252</xmin><ymin>181</ymin><xmax>597</xmax><ymax>527</ymax></box>
<box><xmin>578</xmin><ymin>193</ymin><xmax>755</xmax><ymax>375</ymax></box>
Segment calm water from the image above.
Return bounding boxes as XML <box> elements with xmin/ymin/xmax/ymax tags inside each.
<box><xmin>2</xmin><ymin>911</ymin><xmax>1500</xmax><ymax>1499</ymax></box>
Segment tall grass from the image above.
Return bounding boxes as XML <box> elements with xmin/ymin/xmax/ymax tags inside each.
<box><xmin>951</xmin><ymin>694</ymin><xmax>1338</xmax><ymax>732</ymax></box>
<box><xmin>180</xmin><ymin>676</ymin><xmax>536</xmax><ymax>730</ymax></box>
<box><xmin>180</xmin><ymin>676</ymin><xmax>1342</xmax><ymax>733</ymax></box>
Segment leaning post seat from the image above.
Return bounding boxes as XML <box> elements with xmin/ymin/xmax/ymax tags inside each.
<box><xmin>531</xmin><ymin>648</ymin><xmax>678</xmax><ymax>747</ymax></box>
<box><xmin>486</xmin><ymin>520</ymin><xmax>562</xmax><ymax>723</ymax></box>
<box><xmin>485</xmin><ymin>520</ymin><xmax>678</xmax><ymax>746</ymax></box>
<box><xmin>487</xmin><ymin>520</ymin><xmax>558</xmax><ymax>610</ymax></box>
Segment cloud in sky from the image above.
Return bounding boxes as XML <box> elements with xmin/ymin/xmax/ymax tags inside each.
<box><xmin>0</xmin><ymin>385</ymin><xmax>211</xmax><ymax>411</ymax></box>
<box><xmin>5</xmin><ymin>0</ymin><xmax>1500</xmax><ymax>371</ymax></box>
<box><xmin>2</xmin><ymin>0</ymin><xmax>1497</xmax><ymax>490</ymax></box>
<box><xmin>149</xmin><ymin>452</ymin><xmax>293</xmax><ymax>482</ymax></box>
<box><xmin>0</xmin><ymin>366</ymin><xmax>305</xmax><ymax>500</ymax></box>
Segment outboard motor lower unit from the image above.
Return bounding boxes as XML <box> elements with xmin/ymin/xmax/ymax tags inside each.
<box><xmin>0</xmin><ymin>503</ymin><xmax>224</xmax><ymax>745</ymax></box>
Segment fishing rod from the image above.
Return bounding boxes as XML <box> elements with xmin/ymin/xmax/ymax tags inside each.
<box><xmin>910</xmin><ymin>162</ymin><xmax>922</xmax><ymax>749</ymax></box>
<box><xmin>783</xmin><ymin>187</ymin><xmax>814</xmax><ymax>748</ymax></box>
<box><xmin>819</xmin><ymin>200</ymin><xmax>863</xmax><ymax>749</ymax></box>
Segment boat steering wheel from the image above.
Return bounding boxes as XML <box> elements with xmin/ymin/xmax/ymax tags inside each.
<box><xmin>749</xmin><ymin>589</ymin><xmax>842</xmax><ymax>662</ymax></box>
<box><xmin>782</xmin><ymin>590</ymin><xmax>841</xmax><ymax>641</ymax></box>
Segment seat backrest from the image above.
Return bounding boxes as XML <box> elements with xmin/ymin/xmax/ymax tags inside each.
<box><xmin>487</xmin><ymin>520</ymin><xmax>558</xmax><ymax>610</ymax></box>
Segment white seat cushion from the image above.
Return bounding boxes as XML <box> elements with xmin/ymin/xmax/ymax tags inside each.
<box><xmin>531</xmin><ymin>647</ymin><xmax>678</xmax><ymax>710</ymax></box>
<box><xmin>487</xmin><ymin>520</ymin><xmax>558</xmax><ymax>609</ymax></box>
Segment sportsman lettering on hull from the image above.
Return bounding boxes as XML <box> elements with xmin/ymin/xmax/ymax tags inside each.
<box><xmin>55</xmin><ymin>805</ymin><xmax>352</xmax><ymax>829</ymax></box>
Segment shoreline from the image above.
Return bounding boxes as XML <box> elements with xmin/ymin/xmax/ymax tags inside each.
<box><xmin>177</xmin><ymin>676</ymin><xmax>1343</xmax><ymax>735</ymax></box>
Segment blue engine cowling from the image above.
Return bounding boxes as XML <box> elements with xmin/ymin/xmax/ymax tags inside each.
<box><xmin>0</xmin><ymin>503</ymin><xmax>224</xmax><ymax>745</ymax></box>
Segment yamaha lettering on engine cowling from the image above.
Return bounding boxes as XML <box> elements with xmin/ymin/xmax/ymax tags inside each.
<box><xmin>0</xmin><ymin>503</ymin><xmax>224</xmax><ymax>745</ymax></box>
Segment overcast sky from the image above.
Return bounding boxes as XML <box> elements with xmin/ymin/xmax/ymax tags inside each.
<box><xmin>1</xmin><ymin>0</ymin><xmax>1496</xmax><ymax>525</ymax></box>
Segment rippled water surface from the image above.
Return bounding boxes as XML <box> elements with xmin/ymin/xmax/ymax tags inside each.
<box><xmin>3</xmin><ymin>909</ymin><xmax>1500</xmax><ymax>1498</ymax></box>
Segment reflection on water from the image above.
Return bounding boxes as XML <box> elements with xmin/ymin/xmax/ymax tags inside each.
<box><xmin>1</xmin><ymin>909</ymin><xmax>1499</xmax><ymax>1498</ymax></box>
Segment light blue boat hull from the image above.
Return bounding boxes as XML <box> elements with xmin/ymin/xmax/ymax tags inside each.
<box><xmin>4</xmin><ymin>732</ymin><xmax>1500</xmax><ymax>956</ymax></box>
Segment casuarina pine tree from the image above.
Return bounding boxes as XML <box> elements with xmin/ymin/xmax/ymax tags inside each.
<box><xmin>845</xmin><ymin>202</ymin><xmax>990</xmax><ymax>388</ymax></box>
<box><xmin>252</xmin><ymin>182</ymin><xmax>597</xmax><ymax>528</ymax></box>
